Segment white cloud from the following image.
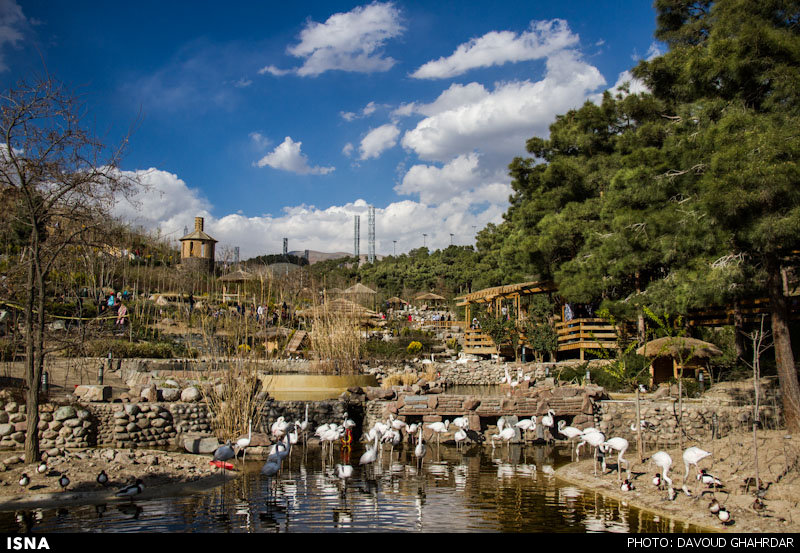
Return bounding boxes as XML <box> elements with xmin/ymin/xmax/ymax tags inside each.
<box><xmin>232</xmin><ymin>77</ymin><xmax>252</xmax><ymax>88</ymax></box>
<box><xmin>359</xmin><ymin>123</ymin><xmax>400</xmax><ymax>160</ymax></box>
<box><xmin>411</xmin><ymin>19</ymin><xmax>578</xmax><ymax>79</ymax></box>
<box><xmin>285</xmin><ymin>2</ymin><xmax>404</xmax><ymax>77</ymax></box>
<box><xmin>342</xmin><ymin>142</ymin><xmax>354</xmax><ymax>157</ymax></box>
<box><xmin>258</xmin><ymin>65</ymin><xmax>291</xmax><ymax>77</ymax></box>
<box><xmin>0</xmin><ymin>0</ymin><xmax>27</xmax><ymax>72</ymax></box>
<box><xmin>255</xmin><ymin>136</ymin><xmax>335</xmax><ymax>175</ymax></box>
<box><xmin>340</xmin><ymin>101</ymin><xmax>379</xmax><ymax>121</ymax></box>
<box><xmin>112</xmin><ymin>168</ymin><xmax>501</xmax><ymax>257</ymax></box>
<box><xmin>396</xmin><ymin>153</ymin><xmax>512</xmax><ymax>205</ymax></box>
<box><xmin>400</xmin><ymin>50</ymin><xmax>606</xmax><ymax>162</ymax></box>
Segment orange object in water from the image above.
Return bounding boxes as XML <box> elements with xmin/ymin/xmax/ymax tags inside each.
<box><xmin>341</xmin><ymin>428</ymin><xmax>353</xmax><ymax>448</ymax></box>
<box><xmin>210</xmin><ymin>460</ymin><xmax>235</xmax><ymax>470</ymax></box>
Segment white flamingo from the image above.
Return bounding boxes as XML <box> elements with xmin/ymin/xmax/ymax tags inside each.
<box><xmin>426</xmin><ymin>420</ymin><xmax>450</xmax><ymax>447</ymax></box>
<box><xmin>683</xmin><ymin>447</ymin><xmax>712</xmax><ymax>481</ymax></box>
<box><xmin>452</xmin><ymin>416</ymin><xmax>470</xmax><ymax>430</ymax></box>
<box><xmin>557</xmin><ymin>420</ymin><xmax>584</xmax><ymax>459</ymax></box>
<box><xmin>454</xmin><ymin>427</ymin><xmax>467</xmax><ymax>450</ymax></box>
<box><xmin>540</xmin><ymin>409</ymin><xmax>555</xmax><ymax>441</ymax></box>
<box><xmin>600</xmin><ymin>437</ymin><xmax>630</xmax><ymax>481</ymax></box>
<box><xmin>414</xmin><ymin>427</ymin><xmax>427</xmax><ymax>468</ymax></box>
<box><xmin>360</xmin><ymin>433</ymin><xmax>380</xmax><ymax>475</ymax></box>
<box><xmin>236</xmin><ymin>419</ymin><xmax>252</xmax><ymax>463</ymax></box>
<box><xmin>515</xmin><ymin>417</ymin><xmax>536</xmax><ymax>442</ymax></box>
<box><xmin>577</xmin><ymin>430</ymin><xmax>605</xmax><ymax>476</ymax></box>
<box><xmin>651</xmin><ymin>451</ymin><xmax>676</xmax><ymax>500</ymax></box>
<box><xmin>491</xmin><ymin>427</ymin><xmax>516</xmax><ymax>450</ymax></box>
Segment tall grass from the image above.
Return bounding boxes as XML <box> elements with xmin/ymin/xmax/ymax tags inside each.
<box><xmin>309</xmin><ymin>299</ymin><xmax>364</xmax><ymax>374</ymax></box>
<box><xmin>203</xmin><ymin>359</ymin><xmax>267</xmax><ymax>441</ymax></box>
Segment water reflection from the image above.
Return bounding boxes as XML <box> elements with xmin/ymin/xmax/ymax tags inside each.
<box><xmin>0</xmin><ymin>443</ymin><xmax>706</xmax><ymax>533</ymax></box>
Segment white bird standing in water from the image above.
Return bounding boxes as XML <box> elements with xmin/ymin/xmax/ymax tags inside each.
<box><xmin>414</xmin><ymin>427</ymin><xmax>427</xmax><ymax>469</ymax></box>
<box><xmin>359</xmin><ymin>433</ymin><xmax>380</xmax><ymax>474</ymax></box>
<box><xmin>577</xmin><ymin>429</ymin><xmax>606</xmax><ymax>476</ymax></box>
<box><xmin>540</xmin><ymin>409</ymin><xmax>555</xmax><ymax>441</ymax></box>
<box><xmin>426</xmin><ymin>420</ymin><xmax>450</xmax><ymax>447</ymax></box>
<box><xmin>454</xmin><ymin>427</ymin><xmax>468</xmax><ymax>450</ymax></box>
<box><xmin>236</xmin><ymin>419</ymin><xmax>252</xmax><ymax>464</ymax></box>
<box><xmin>515</xmin><ymin>417</ymin><xmax>536</xmax><ymax>442</ymax></box>
<box><xmin>557</xmin><ymin>420</ymin><xmax>583</xmax><ymax>459</ymax></box>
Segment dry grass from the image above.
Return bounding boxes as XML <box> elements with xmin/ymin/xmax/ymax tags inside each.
<box><xmin>383</xmin><ymin>373</ymin><xmax>418</xmax><ymax>387</ymax></box>
<box><xmin>309</xmin><ymin>301</ymin><xmax>364</xmax><ymax>373</ymax></box>
<box><xmin>202</xmin><ymin>360</ymin><xmax>267</xmax><ymax>442</ymax></box>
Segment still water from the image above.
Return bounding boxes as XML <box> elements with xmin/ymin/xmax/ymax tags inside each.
<box><xmin>0</xmin><ymin>443</ymin><xmax>704</xmax><ymax>533</ymax></box>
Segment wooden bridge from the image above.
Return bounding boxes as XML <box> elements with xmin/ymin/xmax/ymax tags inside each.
<box><xmin>385</xmin><ymin>386</ymin><xmax>600</xmax><ymax>434</ymax></box>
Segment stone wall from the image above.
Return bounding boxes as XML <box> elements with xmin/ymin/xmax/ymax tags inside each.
<box><xmin>0</xmin><ymin>396</ymin><xmax>95</xmax><ymax>452</ymax></box>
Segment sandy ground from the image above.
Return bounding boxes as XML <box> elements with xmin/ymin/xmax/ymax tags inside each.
<box><xmin>0</xmin><ymin>447</ymin><xmax>234</xmax><ymax>510</ymax></box>
<box><xmin>555</xmin><ymin>429</ymin><xmax>800</xmax><ymax>533</ymax></box>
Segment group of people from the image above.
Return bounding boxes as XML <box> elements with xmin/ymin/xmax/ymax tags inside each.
<box><xmin>98</xmin><ymin>290</ymin><xmax>129</xmax><ymax>327</ymax></box>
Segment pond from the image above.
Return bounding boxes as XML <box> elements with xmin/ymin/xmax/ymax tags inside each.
<box><xmin>0</xmin><ymin>443</ymin><xmax>706</xmax><ymax>533</ymax></box>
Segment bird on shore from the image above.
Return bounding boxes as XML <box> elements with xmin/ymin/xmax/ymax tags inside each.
<box><xmin>600</xmin><ymin>437</ymin><xmax>630</xmax><ymax>481</ymax></box>
<box><xmin>717</xmin><ymin>507</ymin><xmax>733</xmax><ymax>525</ymax></box>
<box><xmin>236</xmin><ymin>419</ymin><xmax>252</xmax><ymax>464</ymax></box>
<box><xmin>650</xmin><ymin>451</ymin><xmax>675</xmax><ymax>500</ymax></box>
<box><xmin>577</xmin><ymin>430</ymin><xmax>605</xmax><ymax>476</ymax></box>
<box><xmin>709</xmin><ymin>498</ymin><xmax>721</xmax><ymax>514</ymax></box>
<box><xmin>683</xmin><ymin>447</ymin><xmax>711</xmax><ymax>481</ymax></box>
<box><xmin>697</xmin><ymin>469</ymin><xmax>723</xmax><ymax>488</ymax></box>
<box><xmin>115</xmin><ymin>479</ymin><xmax>144</xmax><ymax>500</ymax></box>
<box><xmin>36</xmin><ymin>462</ymin><xmax>47</xmax><ymax>475</ymax></box>
<box><xmin>19</xmin><ymin>474</ymin><xmax>29</xmax><ymax>488</ymax></box>
<box><xmin>59</xmin><ymin>474</ymin><xmax>70</xmax><ymax>492</ymax></box>
<box><xmin>97</xmin><ymin>470</ymin><xmax>109</xmax><ymax>487</ymax></box>
<box><xmin>620</xmin><ymin>479</ymin><xmax>635</xmax><ymax>492</ymax></box>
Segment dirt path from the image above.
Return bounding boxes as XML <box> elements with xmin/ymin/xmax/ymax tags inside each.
<box><xmin>0</xmin><ymin>447</ymin><xmax>235</xmax><ymax>511</ymax></box>
<box><xmin>555</xmin><ymin>429</ymin><xmax>800</xmax><ymax>533</ymax></box>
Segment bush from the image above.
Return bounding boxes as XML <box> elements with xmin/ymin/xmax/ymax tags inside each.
<box><xmin>407</xmin><ymin>341</ymin><xmax>422</xmax><ymax>355</ymax></box>
<box><xmin>71</xmin><ymin>339</ymin><xmax>196</xmax><ymax>359</ymax></box>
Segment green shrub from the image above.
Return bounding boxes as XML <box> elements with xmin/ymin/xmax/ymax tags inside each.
<box><xmin>407</xmin><ymin>341</ymin><xmax>422</xmax><ymax>355</ymax></box>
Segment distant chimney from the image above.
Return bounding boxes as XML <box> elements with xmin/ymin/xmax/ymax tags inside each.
<box><xmin>194</xmin><ymin>217</ymin><xmax>203</xmax><ymax>232</ymax></box>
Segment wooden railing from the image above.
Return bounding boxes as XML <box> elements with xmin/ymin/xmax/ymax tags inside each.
<box><xmin>555</xmin><ymin>317</ymin><xmax>619</xmax><ymax>359</ymax></box>
<box><xmin>687</xmin><ymin>297</ymin><xmax>800</xmax><ymax>327</ymax></box>
<box><xmin>422</xmin><ymin>320</ymin><xmax>464</xmax><ymax>329</ymax></box>
<box><xmin>463</xmin><ymin>327</ymin><xmax>498</xmax><ymax>355</ymax></box>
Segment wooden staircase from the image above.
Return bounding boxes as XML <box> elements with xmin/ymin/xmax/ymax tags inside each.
<box><xmin>285</xmin><ymin>330</ymin><xmax>308</xmax><ymax>355</ymax></box>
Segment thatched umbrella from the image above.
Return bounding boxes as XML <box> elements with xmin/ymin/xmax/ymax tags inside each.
<box><xmin>636</xmin><ymin>337</ymin><xmax>722</xmax><ymax>358</ymax></box>
<box><xmin>386</xmin><ymin>296</ymin><xmax>408</xmax><ymax>305</ymax></box>
<box><xmin>638</xmin><ymin>336</ymin><xmax>722</xmax><ymax>387</ymax></box>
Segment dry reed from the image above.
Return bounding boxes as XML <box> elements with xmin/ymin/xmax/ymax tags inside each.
<box><xmin>203</xmin><ymin>359</ymin><xmax>267</xmax><ymax>441</ymax></box>
<box><xmin>309</xmin><ymin>299</ymin><xmax>364</xmax><ymax>373</ymax></box>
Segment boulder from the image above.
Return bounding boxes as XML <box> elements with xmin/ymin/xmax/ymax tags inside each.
<box><xmin>160</xmin><ymin>388</ymin><xmax>181</xmax><ymax>402</ymax></box>
<box><xmin>181</xmin><ymin>387</ymin><xmax>202</xmax><ymax>403</ymax></box>
<box><xmin>74</xmin><ymin>385</ymin><xmax>112</xmax><ymax>402</ymax></box>
<box><xmin>140</xmin><ymin>384</ymin><xmax>158</xmax><ymax>403</ymax></box>
<box><xmin>184</xmin><ymin>436</ymin><xmax>220</xmax><ymax>454</ymax></box>
<box><xmin>54</xmin><ymin>406</ymin><xmax>76</xmax><ymax>422</ymax></box>
<box><xmin>0</xmin><ymin>424</ymin><xmax>12</xmax><ymax>437</ymax></box>
<box><xmin>463</xmin><ymin>398</ymin><xmax>481</xmax><ymax>411</ymax></box>
<box><xmin>124</xmin><ymin>404</ymin><xmax>140</xmax><ymax>417</ymax></box>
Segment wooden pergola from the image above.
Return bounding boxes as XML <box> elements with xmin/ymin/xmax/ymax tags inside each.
<box><xmin>456</xmin><ymin>281</ymin><xmax>557</xmax><ymax>324</ymax></box>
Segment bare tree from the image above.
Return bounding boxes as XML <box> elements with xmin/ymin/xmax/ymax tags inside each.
<box><xmin>0</xmin><ymin>75</ymin><xmax>137</xmax><ymax>462</ymax></box>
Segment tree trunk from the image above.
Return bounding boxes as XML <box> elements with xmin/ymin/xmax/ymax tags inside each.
<box><xmin>23</xmin><ymin>246</ymin><xmax>38</xmax><ymax>464</ymax></box>
<box><xmin>766</xmin><ymin>256</ymin><xmax>800</xmax><ymax>433</ymax></box>
<box><xmin>733</xmin><ymin>301</ymin><xmax>746</xmax><ymax>361</ymax></box>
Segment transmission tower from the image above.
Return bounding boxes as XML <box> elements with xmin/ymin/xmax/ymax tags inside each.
<box><xmin>283</xmin><ymin>237</ymin><xmax>288</xmax><ymax>258</ymax></box>
<box><xmin>354</xmin><ymin>215</ymin><xmax>360</xmax><ymax>260</ymax></box>
<box><xmin>368</xmin><ymin>205</ymin><xmax>375</xmax><ymax>264</ymax></box>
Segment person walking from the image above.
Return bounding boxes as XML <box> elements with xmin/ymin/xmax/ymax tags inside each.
<box><xmin>116</xmin><ymin>302</ymin><xmax>128</xmax><ymax>327</ymax></box>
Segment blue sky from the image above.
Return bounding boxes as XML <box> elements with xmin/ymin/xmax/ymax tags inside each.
<box><xmin>1</xmin><ymin>1</ymin><xmax>659</xmax><ymax>258</ymax></box>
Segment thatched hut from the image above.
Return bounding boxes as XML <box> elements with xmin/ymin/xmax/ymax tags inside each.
<box><xmin>637</xmin><ymin>336</ymin><xmax>722</xmax><ymax>387</ymax></box>
<box><xmin>415</xmin><ymin>292</ymin><xmax>446</xmax><ymax>309</ymax></box>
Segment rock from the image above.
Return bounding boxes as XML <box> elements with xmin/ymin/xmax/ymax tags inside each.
<box><xmin>184</xmin><ymin>436</ymin><xmax>220</xmax><ymax>454</ymax></box>
<box><xmin>75</xmin><ymin>385</ymin><xmax>112</xmax><ymax>402</ymax></box>
<box><xmin>651</xmin><ymin>386</ymin><xmax>670</xmax><ymax>399</ymax></box>
<box><xmin>4</xmin><ymin>402</ymin><xmax>17</xmax><ymax>413</ymax></box>
<box><xmin>0</xmin><ymin>412</ymin><xmax>8</xmax><ymax>424</ymax></box>
<box><xmin>161</xmin><ymin>388</ymin><xmax>181</xmax><ymax>402</ymax></box>
<box><xmin>54</xmin><ymin>406</ymin><xmax>76</xmax><ymax>421</ymax></box>
<box><xmin>463</xmin><ymin>398</ymin><xmax>481</xmax><ymax>410</ymax></box>
<box><xmin>0</xmin><ymin>424</ymin><xmax>12</xmax><ymax>437</ymax></box>
<box><xmin>181</xmin><ymin>387</ymin><xmax>202</xmax><ymax>403</ymax></box>
<box><xmin>124</xmin><ymin>404</ymin><xmax>141</xmax><ymax>417</ymax></box>
<box><xmin>140</xmin><ymin>384</ymin><xmax>158</xmax><ymax>403</ymax></box>
<box><xmin>10</xmin><ymin>432</ymin><xmax>24</xmax><ymax>443</ymax></box>
<box><xmin>2</xmin><ymin>455</ymin><xmax>22</xmax><ymax>465</ymax></box>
